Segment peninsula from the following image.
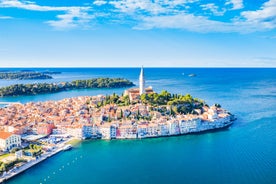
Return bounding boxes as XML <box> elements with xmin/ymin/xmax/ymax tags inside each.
<box><xmin>0</xmin><ymin>67</ymin><xmax>235</xmax><ymax>182</ymax></box>
<box><xmin>0</xmin><ymin>78</ymin><xmax>135</xmax><ymax>97</ymax></box>
<box><xmin>0</xmin><ymin>71</ymin><xmax>54</xmax><ymax>80</ymax></box>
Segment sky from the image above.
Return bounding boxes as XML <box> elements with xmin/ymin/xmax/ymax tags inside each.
<box><xmin>0</xmin><ymin>0</ymin><xmax>276</xmax><ymax>67</ymax></box>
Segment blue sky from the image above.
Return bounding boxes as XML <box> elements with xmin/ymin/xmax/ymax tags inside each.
<box><xmin>0</xmin><ymin>0</ymin><xmax>276</xmax><ymax>67</ymax></box>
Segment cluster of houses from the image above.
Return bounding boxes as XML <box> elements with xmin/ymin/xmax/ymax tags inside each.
<box><xmin>0</xmin><ymin>90</ymin><xmax>235</xmax><ymax>151</ymax></box>
<box><xmin>0</xmin><ymin>93</ymin><xmax>233</xmax><ymax>151</ymax></box>
<box><xmin>51</xmin><ymin>111</ymin><xmax>232</xmax><ymax>140</ymax></box>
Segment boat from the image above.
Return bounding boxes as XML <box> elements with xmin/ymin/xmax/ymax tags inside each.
<box><xmin>188</xmin><ymin>73</ymin><xmax>196</xmax><ymax>77</ymax></box>
<box><xmin>63</xmin><ymin>144</ymin><xmax>72</xmax><ymax>151</ymax></box>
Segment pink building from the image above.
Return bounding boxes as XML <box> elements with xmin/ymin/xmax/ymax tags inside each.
<box><xmin>37</xmin><ymin>123</ymin><xmax>55</xmax><ymax>135</ymax></box>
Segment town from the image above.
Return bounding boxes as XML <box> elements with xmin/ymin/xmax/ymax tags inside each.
<box><xmin>0</xmin><ymin>67</ymin><xmax>235</xmax><ymax>181</ymax></box>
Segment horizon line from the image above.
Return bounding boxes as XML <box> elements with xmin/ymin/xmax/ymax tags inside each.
<box><xmin>1</xmin><ymin>66</ymin><xmax>276</xmax><ymax>69</ymax></box>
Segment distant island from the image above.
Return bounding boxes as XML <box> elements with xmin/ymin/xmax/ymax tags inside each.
<box><xmin>0</xmin><ymin>71</ymin><xmax>61</xmax><ymax>80</ymax></box>
<box><xmin>0</xmin><ymin>78</ymin><xmax>135</xmax><ymax>97</ymax></box>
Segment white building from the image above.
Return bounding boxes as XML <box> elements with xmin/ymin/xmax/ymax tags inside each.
<box><xmin>110</xmin><ymin>125</ymin><xmax>117</xmax><ymax>139</ymax></box>
<box><xmin>117</xmin><ymin>124</ymin><xmax>137</xmax><ymax>139</ymax></box>
<box><xmin>15</xmin><ymin>150</ymin><xmax>23</xmax><ymax>159</ymax></box>
<box><xmin>98</xmin><ymin>124</ymin><xmax>111</xmax><ymax>139</ymax></box>
<box><xmin>168</xmin><ymin>120</ymin><xmax>180</xmax><ymax>135</ymax></box>
<box><xmin>185</xmin><ymin>118</ymin><xmax>201</xmax><ymax>132</ymax></box>
<box><xmin>67</xmin><ymin>124</ymin><xmax>94</xmax><ymax>139</ymax></box>
<box><xmin>158</xmin><ymin>123</ymin><xmax>170</xmax><ymax>136</ymax></box>
<box><xmin>147</xmin><ymin>123</ymin><xmax>159</xmax><ymax>137</ymax></box>
<box><xmin>137</xmin><ymin>124</ymin><xmax>148</xmax><ymax>138</ymax></box>
<box><xmin>0</xmin><ymin>131</ymin><xmax>21</xmax><ymax>151</ymax></box>
<box><xmin>67</xmin><ymin>127</ymin><xmax>83</xmax><ymax>139</ymax></box>
<box><xmin>91</xmin><ymin>125</ymin><xmax>99</xmax><ymax>138</ymax></box>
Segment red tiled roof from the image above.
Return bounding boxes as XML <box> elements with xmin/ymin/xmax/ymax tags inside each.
<box><xmin>0</xmin><ymin>131</ymin><xmax>13</xmax><ymax>139</ymax></box>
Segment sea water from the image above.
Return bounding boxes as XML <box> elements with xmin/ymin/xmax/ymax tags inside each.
<box><xmin>1</xmin><ymin>68</ymin><xmax>275</xmax><ymax>184</ymax></box>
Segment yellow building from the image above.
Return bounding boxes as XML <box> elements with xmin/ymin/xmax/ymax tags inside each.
<box><xmin>0</xmin><ymin>131</ymin><xmax>21</xmax><ymax>151</ymax></box>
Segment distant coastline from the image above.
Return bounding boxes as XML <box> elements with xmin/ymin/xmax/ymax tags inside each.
<box><xmin>0</xmin><ymin>78</ymin><xmax>134</xmax><ymax>97</ymax></box>
<box><xmin>0</xmin><ymin>70</ymin><xmax>62</xmax><ymax>80</ymax></box>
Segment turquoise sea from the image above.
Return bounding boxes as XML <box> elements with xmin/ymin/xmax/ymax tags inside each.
<box><xmin>1</xmin><ymin>68</ymin><xmax>276</xmax><ymax>184</ymax></box>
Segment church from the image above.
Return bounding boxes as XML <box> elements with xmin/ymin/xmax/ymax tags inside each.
<box><xmin>124</xmin><ymin>66</ymin><xmax>154</xmax><ymax>101</ymax></box>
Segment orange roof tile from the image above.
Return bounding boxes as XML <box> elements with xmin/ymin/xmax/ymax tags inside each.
<box><xmin>0</xmin><ymin>131</ymin><xmax>13</xmax><ymax>139</ymax></box>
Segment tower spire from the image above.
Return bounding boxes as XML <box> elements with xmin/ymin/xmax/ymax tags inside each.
<box><xmin>139</xmin><ymin>66</ymin><xmax>145</xmax><ymax>95</ymax></box>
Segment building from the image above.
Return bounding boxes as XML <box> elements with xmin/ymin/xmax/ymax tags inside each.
<box><xmin>147</xmin><ymin>123</ymin><xmax>159</xmax><ymax>137</ymax></box>
<box><xmin>37</xmin><ymin>123</ymin><xmax>55</xmax><ymax>135</ymax></box>
<box><xmin>110</xmin><ymin>125</ymin><xmax>117</xmax><ymax>139</ymax></box>
<box><xmin>158</xmin><ymin>123</ymin><xmax>170</xmax><ymax>136</ymax></box>
<box><xmin>0</xmin><ymin>131</ymin><xmax>21</xmax><ymax>151</ymax></box>
<box><xmin>117</xmin><ymin>124</ymin><xmax>137</xmax><ymax>139</ymax></box>
<box><xmin>137</xmin><ymin>124</ymin><xmax>148</xmax><ymax>138</ymax></box>
<box><xmin>66</xmin><ymin>124</ymin><xmax>94</xmax><ymax>139</ymax></box>
<box><xmin>168</xmin><ymin>120</ymin><xmax>180</xmax><ymax>135</ymax></box>
<box><xmin>139</xmin><ymin>65</ymin><xmax>145</xmax><ymax>95</ymax></box>
<box><xmin>15</xmin><ymin>150</ymin><xmax>23</xmax><ymax>159</ymax></box>
<box><xmin>185</xmin><ymin>118</ymin><xmax>201</xmax><ymax>132</ymax></box>
<box><xmin>67</xmin><ymin>125</ymin><xmax>83</xmax><ymax>139</ymax></box>
<box><xmin>98</xmin><ymin>123</ymin><xmax>111</xmax><ymax>139</ymax></box>
<box><xmin>82</xmin><ymin>125</ymin><xmax>93</xmax><ymax>139</ymax></box>
<box><xmin>124</xmin><ymin>66</ymin><xmax>154</xmax><ymax>101</ymax></box>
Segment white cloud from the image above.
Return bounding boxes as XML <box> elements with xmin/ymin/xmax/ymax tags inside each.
<box><xmin>239</xmin><ymin>0</ymin><xmax>276</xmax><ymax>30</ymax></box>
<box><xmin>225</xmin><ymin>0</ymin><xmax>244</xmax><ymax>10</ymax></box>
<box><xmin>0</xmin><ymin>0</ymin><xmax>276</xmax><ymax>33</ymax></box>
<box><xmin>0</xmin><ymin>0</ymin><xmax>93</xmax><ymax>29</ymax></box>
<box><xmin>109</xmin><ymin>0</ymin><xmax>165</xmax><ymax>14</ymax></box>
<box><xmin>131</xmin><ymin>0</ymin><xmax>276</xmax><ymax>33</ymax></box>
<box><xmin>46</xmin><ymin>8</ymin><xmax>93</xmax><ymax>29</ymax></box>
<box><xmin>108</xmin><ymin>0</ymin><xmax>199</xmax><ymax>14</ymax></box>
<box><xmin>160</xmin><ymin>0</ymin><xmax>199</xmax><ymax>7</ymax></box>
<box><xmin>135</xmin><ymin>13</ymin><xmax>238</xmax><ymax>32</ymax></box>
<box><xmin>0</xmin><ymin>0</ymin><xmax>72</xmax><ymax>11</ymax></box>
<box><xmin>200</xmin><ymin>3</ymin><xmax>226</xmax><ymax>16</ymax></box>
<box><xmin>93</xmin><ymin>0</ymin><xmax>107</xmax><ymax>6</ymax></box>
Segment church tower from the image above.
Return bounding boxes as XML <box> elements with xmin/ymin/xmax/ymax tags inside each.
<box><xmin>139</xmin><ymin>66</ymin><xmax>145</xmax><ymax>95</ymax></box>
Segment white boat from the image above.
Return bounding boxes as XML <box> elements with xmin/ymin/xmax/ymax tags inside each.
<box><xmin>188</xmin><ymin>73</ymin><xmax>196</xmax><ymax>77</ymax></box>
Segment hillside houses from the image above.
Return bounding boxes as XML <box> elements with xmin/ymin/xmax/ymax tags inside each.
<box><xmin>0</xmin><ymin>93</ymin><xmax>233</xmax><ymax>140</ymax></box>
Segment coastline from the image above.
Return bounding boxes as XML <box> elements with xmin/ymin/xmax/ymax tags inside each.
<box><xmin>0</xmin><ymin>121</ymin><xmax>234</xmax><ymax>183</ymax></box>
<box><xmin>0</xmin><ymin>67</ymin><xmax>239</xmax><ymax>183</ymax></box>
<box><xmin>0</xmin><ymin>138</ymin><xmax>75</xmax><ymax>183</ymax></box>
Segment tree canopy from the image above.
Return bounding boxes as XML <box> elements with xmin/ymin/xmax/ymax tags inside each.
<box><xmin>0</xmin><ymin>78</ymin><xmax>134</xmax><ymax>97</ymax></box>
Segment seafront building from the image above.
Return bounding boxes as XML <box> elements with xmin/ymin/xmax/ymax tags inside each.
<box><xmin>0</xmin><ymin>131</ymin><xmax>21</xmax><ymax>151</ymax></box>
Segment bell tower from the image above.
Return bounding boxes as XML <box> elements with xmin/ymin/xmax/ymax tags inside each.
<box><xmin>139</xmin><ymin>66</ymin><xmax>145</xmax><ymax>95</ymax></box>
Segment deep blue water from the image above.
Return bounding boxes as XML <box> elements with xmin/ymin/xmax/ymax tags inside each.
<box><xmin>1</xmin><ymin>68</ymin><xmax>276</xmax><ymax>184</ymax></box>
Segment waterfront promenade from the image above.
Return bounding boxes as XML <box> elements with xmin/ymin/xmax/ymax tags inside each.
<box><xmin>0</xmin><ymin>139</ymin><xmax>73</xmax><ymax>183</ymax></box>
